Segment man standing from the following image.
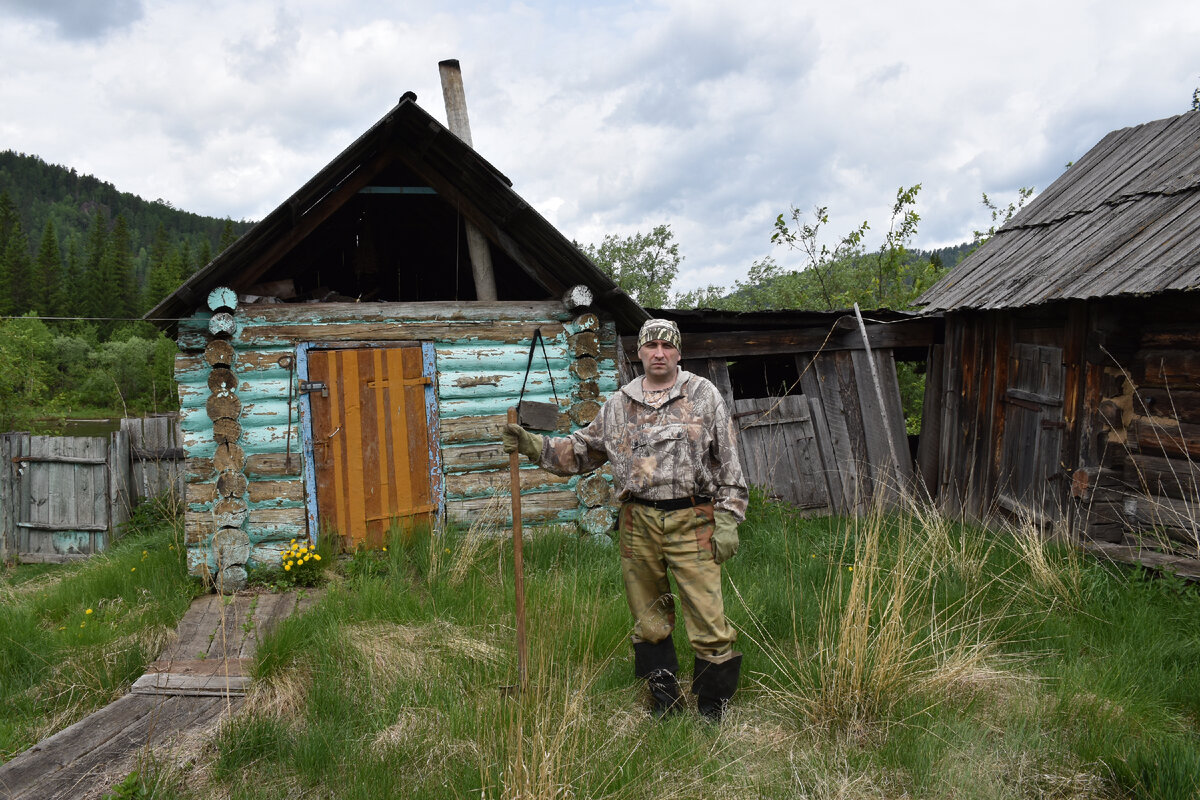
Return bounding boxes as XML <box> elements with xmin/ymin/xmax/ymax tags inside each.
<box><xmin>502</xmin><ymin>318</ymin><xmax>748</xmax><ymax>721</ymax></box>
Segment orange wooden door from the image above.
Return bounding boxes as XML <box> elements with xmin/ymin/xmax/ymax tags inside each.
<box><xmin>308</xmin><ymin>345</ymin><xmax>436</xmax><ymax>548</ymax></box>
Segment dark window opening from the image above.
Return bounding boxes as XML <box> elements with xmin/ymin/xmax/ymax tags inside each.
<box><xmin>727</xmin><ymin>354</ymin><xmax>802</xmax><ymax>400</ymax></box>
<box><xmin>248</xmin><ymin>163</ymin><xmax>546</xmax><ymax>303</ymax></box>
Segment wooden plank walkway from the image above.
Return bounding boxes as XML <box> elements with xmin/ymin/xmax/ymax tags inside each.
<box><xmin>0</xmin><ymin>590</ymin><xmax>319</xmax><ymax>800</ymax></box>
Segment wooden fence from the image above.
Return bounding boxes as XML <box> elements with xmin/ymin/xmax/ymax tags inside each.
<box><xmin>0</xmin><ymin>415</ymin><xmax>183</xmax><ymax>563</ymax></box>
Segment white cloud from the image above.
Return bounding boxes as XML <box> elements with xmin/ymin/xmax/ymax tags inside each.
<box><xmin>2</xmin><ymin>0</ymin><xmax>1199</xmax><ymax>294</ymax></box>
<box><xmin>1</xmin><ymin>0</ymin><xmax>145</xmax><ymax>40</ymax></box>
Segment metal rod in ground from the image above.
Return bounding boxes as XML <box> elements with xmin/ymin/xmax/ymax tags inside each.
<box><xmin>507</xmin><ymin>406</ymin><xmax>529</xmax><ymax>691</ymax></box>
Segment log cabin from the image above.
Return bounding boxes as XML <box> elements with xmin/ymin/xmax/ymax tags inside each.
<box><xmin>918</xmin><ymin>110</ymin><xmax>1200</xmax><ymax>574</ymax></box>
<box><xmin>147</xmin><ymin>91</ymin><xmax>647</xmax><ymax>591</ymax></box>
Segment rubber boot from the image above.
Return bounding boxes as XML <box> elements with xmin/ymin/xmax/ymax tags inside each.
<box><xmin>693</xmin><ymin>653</ymin><xmax>742</xmax><ymax>722</ymax></box>
<box><xmin>632</xmin><ymin>639</ymin><xmax>683</xmax><ymax>717</ymax></box>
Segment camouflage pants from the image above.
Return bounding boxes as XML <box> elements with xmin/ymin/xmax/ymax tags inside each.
<box><xmin>618</xmin><ymin>501</ymin><xmax>736</xmax><ymax>660</ymax></box>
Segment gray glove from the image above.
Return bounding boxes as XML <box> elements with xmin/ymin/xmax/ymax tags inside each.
<box><xmin>501</xmin><ymin>423</ymin><xmax>543</xmax><ymax>461</ymax></box>
<box><xmin>712</xmin><ymin>511</ymin><xmax>739</xmax><ymax>564</ymax></box>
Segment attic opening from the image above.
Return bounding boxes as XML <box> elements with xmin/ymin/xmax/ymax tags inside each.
<box><xmin>247</xmin><ymin>162</ymin><xmax>546</xmax><ymax>303</ymax></box>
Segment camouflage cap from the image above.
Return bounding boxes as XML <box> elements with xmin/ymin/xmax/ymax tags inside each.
<box><xmin>637</xmin><ymin>318</ymin><xmax>681</xmax><ymax>350</ymax></box>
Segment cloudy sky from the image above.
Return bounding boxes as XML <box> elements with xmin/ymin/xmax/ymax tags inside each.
<box><xmin>2</xmin><ymin>0</ymin><xmax>1198</xmax><ymax>294</ymax></box>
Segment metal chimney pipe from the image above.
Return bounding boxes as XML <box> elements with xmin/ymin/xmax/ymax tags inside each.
<box><xmin>438</xmin><ymin>59</ymin><xmax>498</xmax><ymax>301</ymax></box>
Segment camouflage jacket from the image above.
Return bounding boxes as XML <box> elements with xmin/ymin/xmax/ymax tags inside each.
<box><xmin>539</xmin><ymin>370</ymin><xmax>749</xmax><ymax>521</ymax></box>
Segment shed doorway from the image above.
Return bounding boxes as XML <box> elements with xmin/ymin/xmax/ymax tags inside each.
<box><xmin>732</xmin><ymin>396</ymin><xmax>834</xmax><ymax>512</ymax></box>
<box><xmin>998</xmin><ymin>343</ymin><xmax>1066</xmax><ymax>523</ymax></box>
<box><xmin>305</xmin><ymin>343</ymin><xmax>440</xmax><ymax>549</ymax></box>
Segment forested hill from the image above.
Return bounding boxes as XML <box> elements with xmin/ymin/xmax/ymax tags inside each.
<box><xmin>0</xmin><ymin>149</ymin><xmax>254</xmax><ymax>324</ymax></box>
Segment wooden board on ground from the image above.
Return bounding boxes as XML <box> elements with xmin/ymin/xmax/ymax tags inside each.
<box><xmin>0</xmin><ymin>694</ymin><xmax>236</xmax><ymax>800</ymax></box>
<box><xmin>130</xmin><ymin>672</ymin><xmax>252</xmax><ymax>697</ymax></box>
<box><xmin>1083</xmin><ymin>540</ymin><xmax>1200</xmax><ymax>580</ymax></box>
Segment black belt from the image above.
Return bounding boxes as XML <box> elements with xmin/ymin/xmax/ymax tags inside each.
<box><xmin>631</xmin><ymin>495</ymin><xmax>711</xmax><ymax>511</ymax></box>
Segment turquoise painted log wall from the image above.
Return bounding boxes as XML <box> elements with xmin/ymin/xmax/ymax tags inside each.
<box><xmin>180</xmin><ymin>301</ymin><xmax>619</xmax><ymax>578</ymax></box>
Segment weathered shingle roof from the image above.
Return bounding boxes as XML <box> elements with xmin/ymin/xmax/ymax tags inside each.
<box><xmin>919</xmin><ymin>111</ymin><xmax>1200</xmax><ymax>311</ymax></box>
<box><xmin>146</xmin><ymin>93</ymin><xmax>648</xmax><ymax>331</ymax></box>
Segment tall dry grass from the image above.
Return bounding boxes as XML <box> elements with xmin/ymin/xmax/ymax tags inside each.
<box><xmin>746</xmin><ymin>487</ymin><xmax>1082</xmax><ymax>737</ymax></box>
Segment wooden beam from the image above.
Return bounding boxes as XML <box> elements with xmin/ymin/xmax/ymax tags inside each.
<box><xmin>1083</xmin><ymin>540</ymin><xmax>1200</xmax><ymax>580</ymax></box>
<box><xmin>622</xmin><ymin>319</ymin><xmax>939</xmax><ymax>360</ymax></box>
<box><xmin>239</xmin><ymin>299</ymin><xmax>570</xmax><ymax>325</ymax></box>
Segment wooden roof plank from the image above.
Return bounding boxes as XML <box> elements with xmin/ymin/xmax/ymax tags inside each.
<box><xmin>1125</xmin><ymin>116</ymin><xmax>1200</xmax><ymax>195</ymax></box>
<box><xmin>1118</xmin><ymin>194</ymin><xmax>1200</xmax><ymax>272</ymax></box>
<box><xmin>1081</xmin><ymin>193</ymin><xmax>1200</xmax><ymax>295</ymax></box>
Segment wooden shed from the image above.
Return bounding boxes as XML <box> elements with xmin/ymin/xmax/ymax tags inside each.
<box><xmin>622</xmin><ymin>308</ymin><xmax>941</xmax><ymax>515</ymax></box>
<box><xmin>147</xmin><ymin>93</ymin><xmax>647</xmax><ymax>590</ymax></box>
<box><xmin>918</xmin><ymin>111</ymin><xmax>1200</xmax><ymax>573</ymax></box>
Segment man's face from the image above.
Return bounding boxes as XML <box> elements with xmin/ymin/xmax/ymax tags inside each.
<box><xmin>638</xmin><ymin>339</ymin><xmax>681</xmax><ymax>382</ymax></box>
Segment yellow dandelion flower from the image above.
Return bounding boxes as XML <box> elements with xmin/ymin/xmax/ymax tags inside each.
<box><xmin>848</xmin><ymin>566</ymin><xmax>853</xmax><ymax>572</ymax></box>
<box><xmin>284</xmin><ymin>564</ymin><xmax>292</xmax><ymax>571</ymax></box>
<box><xmin>382</xmin><ymin>546</ymin><xmax>387</xmax><ymax>552</ymax></box>
<box><xmin>85</xmin><ymin>608</ymin><xmax>93</xmax><ymax>615</ymax></box>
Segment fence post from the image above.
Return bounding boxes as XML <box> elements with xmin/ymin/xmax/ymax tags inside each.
<box><xmin>109</xmin><ymin>428</ymin><xmax>131</xmax><ymax>537</ymax></box>
<box><xmin>0</xmin><ymin>433</ymin><xmax>14</xmax><ymax>561</ymax></box>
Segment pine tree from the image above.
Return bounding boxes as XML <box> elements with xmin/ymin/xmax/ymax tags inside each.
<box><xmin>218</xmin><ymin>218</ymin><xmax>238</xmax><ymax>253</ymax></box>
<box><xmin>195</xmin><ymin>238</ymin><xmax>212</xmax><ymax>274</ymax></box>
<box><xmin>81</xmin><ymin>209</ymin><xmax>108</xmax><ymax>318</ymax></box>
<box><xmin>175</xmin><ymin>240</ymin><xmax>193</xmax><ymax>280</ymax></box>
<box><xmin>34</xmin><ymin>220</ymin><xmax>63</xmax><ymax>316</ymax></box>
<box><xmin>0</xmin><ymin>191</ymin><xmax>17</xmax><ymax>254</ymax></box>
<box><xmin>143</xmin><ymin>223</ymin><xmax>174</xmax><ymax>313</ymax></box>
<box><xmin>60</xmin><ymin>235</ymin><xmax>83</xmax><ymax>317</ymax></box>
<box><xmin>1</xmin><ymin>221</ymin><xmax>33</xmax><ymax>315</ymax></box>
<box><xmin>108</xmin><ymin>214</ymin><xmax>136</xmax><ymax>320</ymax></box>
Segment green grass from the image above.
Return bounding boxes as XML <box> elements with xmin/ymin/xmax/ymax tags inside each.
<box><xmin>0</xmin><ymin>503</ymin><xmax>202</xmax><ymax>759</ymax></box>
<box><xmin>11</xmin><ymin>493</ymin><xmax>1200</xmax><ymax>798</ymax></box>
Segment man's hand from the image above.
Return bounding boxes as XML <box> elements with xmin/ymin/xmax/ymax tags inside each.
<box><xmin>712</xmin><ymin>511</ymin><xmax>739</xmax><ymax>564</ymax></box>
<box><xmin>501</xmin><ymin>423</ymin><xmax>543</xmax><ymax>461</ymax></box>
